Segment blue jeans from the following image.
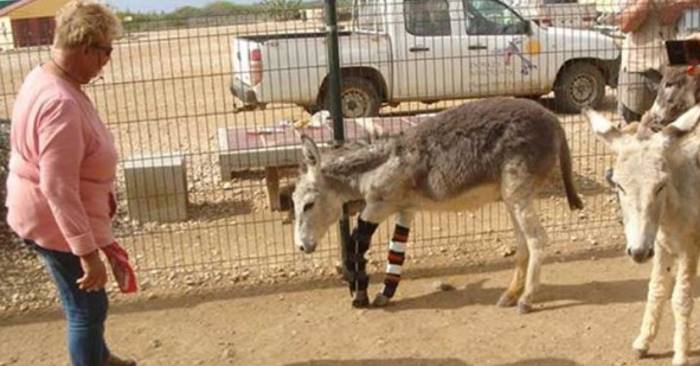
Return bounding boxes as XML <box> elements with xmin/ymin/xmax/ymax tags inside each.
<box><xmin>25</xmin><ymin>240</ymin><xmax>110</xmax><ymax>366</ymax></box>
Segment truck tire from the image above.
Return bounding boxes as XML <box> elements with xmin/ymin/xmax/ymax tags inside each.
<box><xmin>325</xmin><ymin>76</ymin><xmax>381</xmax><ymax>118</ymax></box>
<box><xmin>553</xmin><ymin>62</ymin><xmax>605</xmax><ymax>113</ymax></box>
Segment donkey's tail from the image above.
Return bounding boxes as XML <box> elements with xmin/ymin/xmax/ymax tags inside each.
<box><xmin>559</xmin><ymin>131</ymin><xmax>583</xmax><ymax>210</ymax></box>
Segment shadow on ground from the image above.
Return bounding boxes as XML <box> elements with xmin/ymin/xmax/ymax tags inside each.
<box><xmin>284</xmin><ymin>357</ymin><xmax>580</xmax><ymax>366</ymax></box>
<box><xmin>1</xmin><ymin>245</ymin><xmax>629</xmax><ymax>326</ymax></box>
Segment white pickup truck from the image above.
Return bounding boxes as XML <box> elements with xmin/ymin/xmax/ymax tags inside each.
<box><xmin>231</xmin><ymin>0</ymin><xmax>620</xmax><ymax>117</ymax></box>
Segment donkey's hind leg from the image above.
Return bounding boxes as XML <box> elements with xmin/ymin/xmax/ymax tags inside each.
<box><xmin>497</xmin><ymin>210</ymin><xmax>528</xmax><ymax>308</ymax></box>
<box><xmin>508</xmin><ymin>197</ymin><xmax>547</xmax><ymax>314</ymax></box>
<box><xmin>373</xmin><ymin>210</ymin><xmax>415</xmax><ymax>307</ymax></box>
<box><xmin>501</xmin><ymin>160</ymin><xmax>548</xmax><ymax>314</ymax></box>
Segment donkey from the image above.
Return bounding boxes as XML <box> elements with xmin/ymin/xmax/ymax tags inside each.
<box><xmin>604</xmin><ymin>66</ymin><xmax>699</xmax><ymax>185</ymax></box>
<box><xmin>585</xmin><ymin>105</ymin><xmax>700</xmax><ymax>366</ymax></box>
<box><xmin>639</xmin><ymin>66</ymin><xmax>700</xmax><ymax>129</ymax></box>
<box><xmin>292</xmin><ymin>97</ymin><xmax>583</xmax><ymax>313</ymax></box>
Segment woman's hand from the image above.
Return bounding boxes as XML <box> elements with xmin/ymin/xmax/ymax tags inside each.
<box><xmin>77</xmin><ymin>250</ymin><xmax>108</xmax><ymax>292</ymax></box>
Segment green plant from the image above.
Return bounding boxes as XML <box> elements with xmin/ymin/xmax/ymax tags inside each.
<box><xmin>262</xmin><ymin>0</ymin><xmax>303</xmax><ymax>21</ymax></box>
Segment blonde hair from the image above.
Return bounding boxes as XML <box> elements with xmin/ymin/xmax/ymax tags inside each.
<box><xmin>54</xmin><ymin>0</ymin><xmax>122</xmax><ymax>49</ymax></box>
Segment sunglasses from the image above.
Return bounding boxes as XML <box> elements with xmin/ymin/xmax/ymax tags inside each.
<box><xmin>91</xmin><ymin>44</ymin><xmax>113</xmax><ymax>57</ymax></box>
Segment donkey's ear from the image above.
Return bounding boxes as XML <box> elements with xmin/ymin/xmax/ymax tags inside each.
<box><xmin>300</xmin><ymin>134</ymin><xmax>321</xmax><ymax>168</ymax></box>
<box><xmin>582</xmin><ymin>108</ymin><xmax>621</xmax><ymax>148</ymax></box>
<box><xmin>663</xmin><ymin>105</ymin><xmax>700</xmax><ymax>142</ymax></box>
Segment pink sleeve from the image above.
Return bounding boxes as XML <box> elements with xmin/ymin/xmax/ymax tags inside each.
<box><xmin>37</xmin><ymin>99</ymin><xmax>97</xmax><ymax>256</ymax></box>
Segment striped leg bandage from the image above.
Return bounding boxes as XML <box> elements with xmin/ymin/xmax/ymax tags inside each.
<box><xmin>381</xmin><ymin>224</ymin><xmax>410</xmax><ymax>298</ymax></box>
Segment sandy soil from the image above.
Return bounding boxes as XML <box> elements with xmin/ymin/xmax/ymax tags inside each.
<box><xmin>0</xmin><ymin>19</ymin><xmax>660</xmax><ymax>366</ymax></box>
<box><xmin>3</xmin><ymin>249</ymin><xmax>700</xmax><ymax>366</ymax></box>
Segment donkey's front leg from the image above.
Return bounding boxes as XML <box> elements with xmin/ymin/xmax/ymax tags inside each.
<box><xmin>344</xmin><ymin>217</ymin><xmax>378</xmax><ymax>308</ymax></box>
<box><xmin>373</xmin><ymin>211</ymin><xmax>415</xmax><ymax>307</ymax></box>
<box><xmin>669</xmin><ymin>249</ymin><xmax>698</xmax><ymax>366</ymax></box>
<box><xmin>632</xmin><ymin>244</ymin><xmax>673</xmax><ymax>359</ymax></box>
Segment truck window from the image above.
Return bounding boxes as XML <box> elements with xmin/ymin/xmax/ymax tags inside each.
<box><xmin>463</xmin><ymin>0</ymin><xmax>527</xmax><ymax>35</ymax></box>
<box><xmin>404</xmin><ymin>0</ymin><xmax>452</xmax><ymax>36</ymax></box>
<box><xmin>354</xmin><ymin>0</ymin><xmax>386</xmax><ymax>32</ymax></box>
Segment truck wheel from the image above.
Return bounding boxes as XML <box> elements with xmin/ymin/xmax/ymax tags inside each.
<box><xmin>325</xmin><ymin>77</ymin><xmax>381</xmax><ymax>118</ymax></box>
<box><xmin>553</xmin><ymin>62</ymin><xmax>605</xmax><ymax>113</ymax></box>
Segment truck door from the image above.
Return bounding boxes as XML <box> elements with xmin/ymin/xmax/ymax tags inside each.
<box><xmin>457</xmin><ymin>0</ymin><xmax>543</xmax><ymax>96</ymax></box>
<box><xmin>392</xmin><ymin>0</ymin><xmax>462</xmax><ymax>100</ymax></box>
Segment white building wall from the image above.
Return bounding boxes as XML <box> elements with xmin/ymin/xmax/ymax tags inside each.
<box><xmin>0</xmin><ymin>16</ymin><xmax>13</xmax><ymax>51</ymax></box>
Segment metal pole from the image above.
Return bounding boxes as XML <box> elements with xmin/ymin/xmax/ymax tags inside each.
<box><xmin>324</xmin><ymin>0</ymin><xmax>352</xmax><ymax>274</ymax></box>
<box><xmin>325</xmin><ymin>0</ymin><xmax>344</xmax><ymax>141</ymax></box>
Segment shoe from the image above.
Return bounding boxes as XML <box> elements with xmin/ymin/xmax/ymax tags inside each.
<box><xmin>104</xmin><ymin>353</ymin><xmax>137</xmax><ymax>366</ymax></box>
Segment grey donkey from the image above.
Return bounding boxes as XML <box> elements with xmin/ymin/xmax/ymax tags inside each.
<box><xmin>605</xmin><ymin>66</ymin><xmax>700</xmax><ymax>185</ymax></box>
<box><xmin>292</xmin><ymin>97</ymin><xmax>583</xmax><ymax>313</ymax></box>
<box><xmin>585</xmin><ymin>105</ymin><xmax>700</xmax><ymax>366</ymax></box>
<box><xmin>640</xmin><ymin>66</ymin><xmax>700</xmax><ymax>129</ymax></box>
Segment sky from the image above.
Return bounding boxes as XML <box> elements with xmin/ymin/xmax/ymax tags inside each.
<box><xmin>105</xmin><ymin>0</ymin><xmax>257</xmax><ymax>13</ymax></box>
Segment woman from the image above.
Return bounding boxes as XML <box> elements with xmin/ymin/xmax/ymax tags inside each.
<box><xmin>6</xmin><ymin>1</ymin><xmax>135</xmax><ymax>365</ymax></box>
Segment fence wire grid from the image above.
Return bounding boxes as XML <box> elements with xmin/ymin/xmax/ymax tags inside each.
<box><xmin>0</xmin><ymin>0</ymin><xmax>646</xmax><ymax>300</ymax></box>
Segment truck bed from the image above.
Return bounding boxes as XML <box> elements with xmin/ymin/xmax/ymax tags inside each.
<box><xmin>236</xmin><ymin>30</ymin><xmax>353</xmax><ymax>43</ymax></box>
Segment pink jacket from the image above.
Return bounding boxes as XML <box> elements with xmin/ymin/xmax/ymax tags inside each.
<box><xmin>6</xmin><ymin>66</ymin><xmax>118</xmax><ymax>256</ymax></box>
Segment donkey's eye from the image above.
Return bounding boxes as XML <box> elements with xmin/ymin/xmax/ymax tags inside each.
<box><xmin>655</xmin><ymin>184</ymin><xmax>666</xmax><ymax>195</ymax></box>
<box><xmin>303</xmin><ymin>202</ymin><xmax>315</xmax><ymax>212</ymax></box>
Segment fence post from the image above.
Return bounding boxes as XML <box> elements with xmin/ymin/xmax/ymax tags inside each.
<box><xmin>324</xmin><ymin>0</ymin><xmax>353</xmax><ymax>276</ymax></box>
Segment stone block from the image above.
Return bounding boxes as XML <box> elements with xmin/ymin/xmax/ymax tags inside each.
<box><xmin>123</xmin><ymin>153</ymin><xmax>187</xmax><ymax>223</ymax></box>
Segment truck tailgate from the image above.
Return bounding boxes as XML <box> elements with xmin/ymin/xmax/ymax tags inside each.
<box><xmin>232</xmin><ymin>37</ymin><xmax>260</xmax><ymax>86</ymax></box>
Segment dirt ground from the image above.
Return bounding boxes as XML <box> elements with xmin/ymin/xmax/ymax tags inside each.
<box><xmin>3</xmin><ymin>249</ymin><xmax>700</xmax><ymax>366</ymax></box>
<box><xmin>0</xmin><ymin>18</ymin><xmax>663</xmax><ymax>366</ymax></box>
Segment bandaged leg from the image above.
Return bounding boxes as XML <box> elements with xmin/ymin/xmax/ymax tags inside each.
<box><xmin>343</xmin><ymin>217</ymin><xmax>378</xmax><ymax>308</ymax></box>
<box><xmin>382</xmin><ymin>224</ymin><xmax>409</xmax><ymax>297</ymax></box>
<box><xmin>373</xmin><ymin>211</ymin><xmax>413</xmax><ymax>307</ymax></box>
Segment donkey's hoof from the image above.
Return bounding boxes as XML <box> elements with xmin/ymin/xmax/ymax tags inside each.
<box><xmin>497</xmin><ymin>292</ymin><xmax>518</xmax><ymax>308</ymax></box>
<box><xmin>517</xmin><ymin>301</ymin><xmax>533</xmax><ymax>314</ymax></box>
<box><xmin>351</xmin><ymin>292</ymin><xmax>370</xmax><ymax>308</ymax></box>
<box><xmin>671</xmin><ymin>356</ymin><xmax>689</xmax><ymax>366</ymax></box>
<box><xmin>633</xmin><ymin>348</ymin><xmax>648</xmax><ymax>360</ymax></box>
<box><xmin>352</xmin><ymin>298</ymin><xmax>370</xmax><ymax>308</ymax></box>
<box><xmin>372</xmin><ymin>293</ymin><xmax>391</xmax><ymax>307</ymax></box>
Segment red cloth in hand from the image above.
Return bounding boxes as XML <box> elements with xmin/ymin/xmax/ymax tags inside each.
<box><xmin>101</xmin><ymin>242</ymin><xmax>138</xmax><ymax>293</ymax></box>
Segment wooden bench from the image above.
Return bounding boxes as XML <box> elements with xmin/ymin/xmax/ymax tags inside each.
<box><xmin>217</xmin><ymin>114</ymin><xmax>434</xmax><ymax>211</ymax></box>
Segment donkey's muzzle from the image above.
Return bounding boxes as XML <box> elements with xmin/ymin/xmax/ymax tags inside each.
<box><xmin>627</xmin><ymin>247</ymin><xmax>654</xmax><ymax>263</ymax></box>
<box><xmin>298</xmin><ymin>242</ymin><xmax>316</xmax><ymax>254</ymax></box>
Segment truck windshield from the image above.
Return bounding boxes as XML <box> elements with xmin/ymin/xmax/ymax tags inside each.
<box><xmin>353</xmin><ymin>0</ymin><xmax>386</xmax><ymax>32</ymax></box>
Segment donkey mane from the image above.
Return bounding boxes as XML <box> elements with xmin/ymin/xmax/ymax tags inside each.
<box><xmin>320</xmin><ymin>138</ymin><xmax>396</xmax><ymax>181</ymax></box>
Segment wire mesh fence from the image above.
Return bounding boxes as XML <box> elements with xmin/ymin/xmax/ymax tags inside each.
<box><xmin>0</xmin><ymin>1</ymin><xmax>629</xmax><ymax>307</ymax></box>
